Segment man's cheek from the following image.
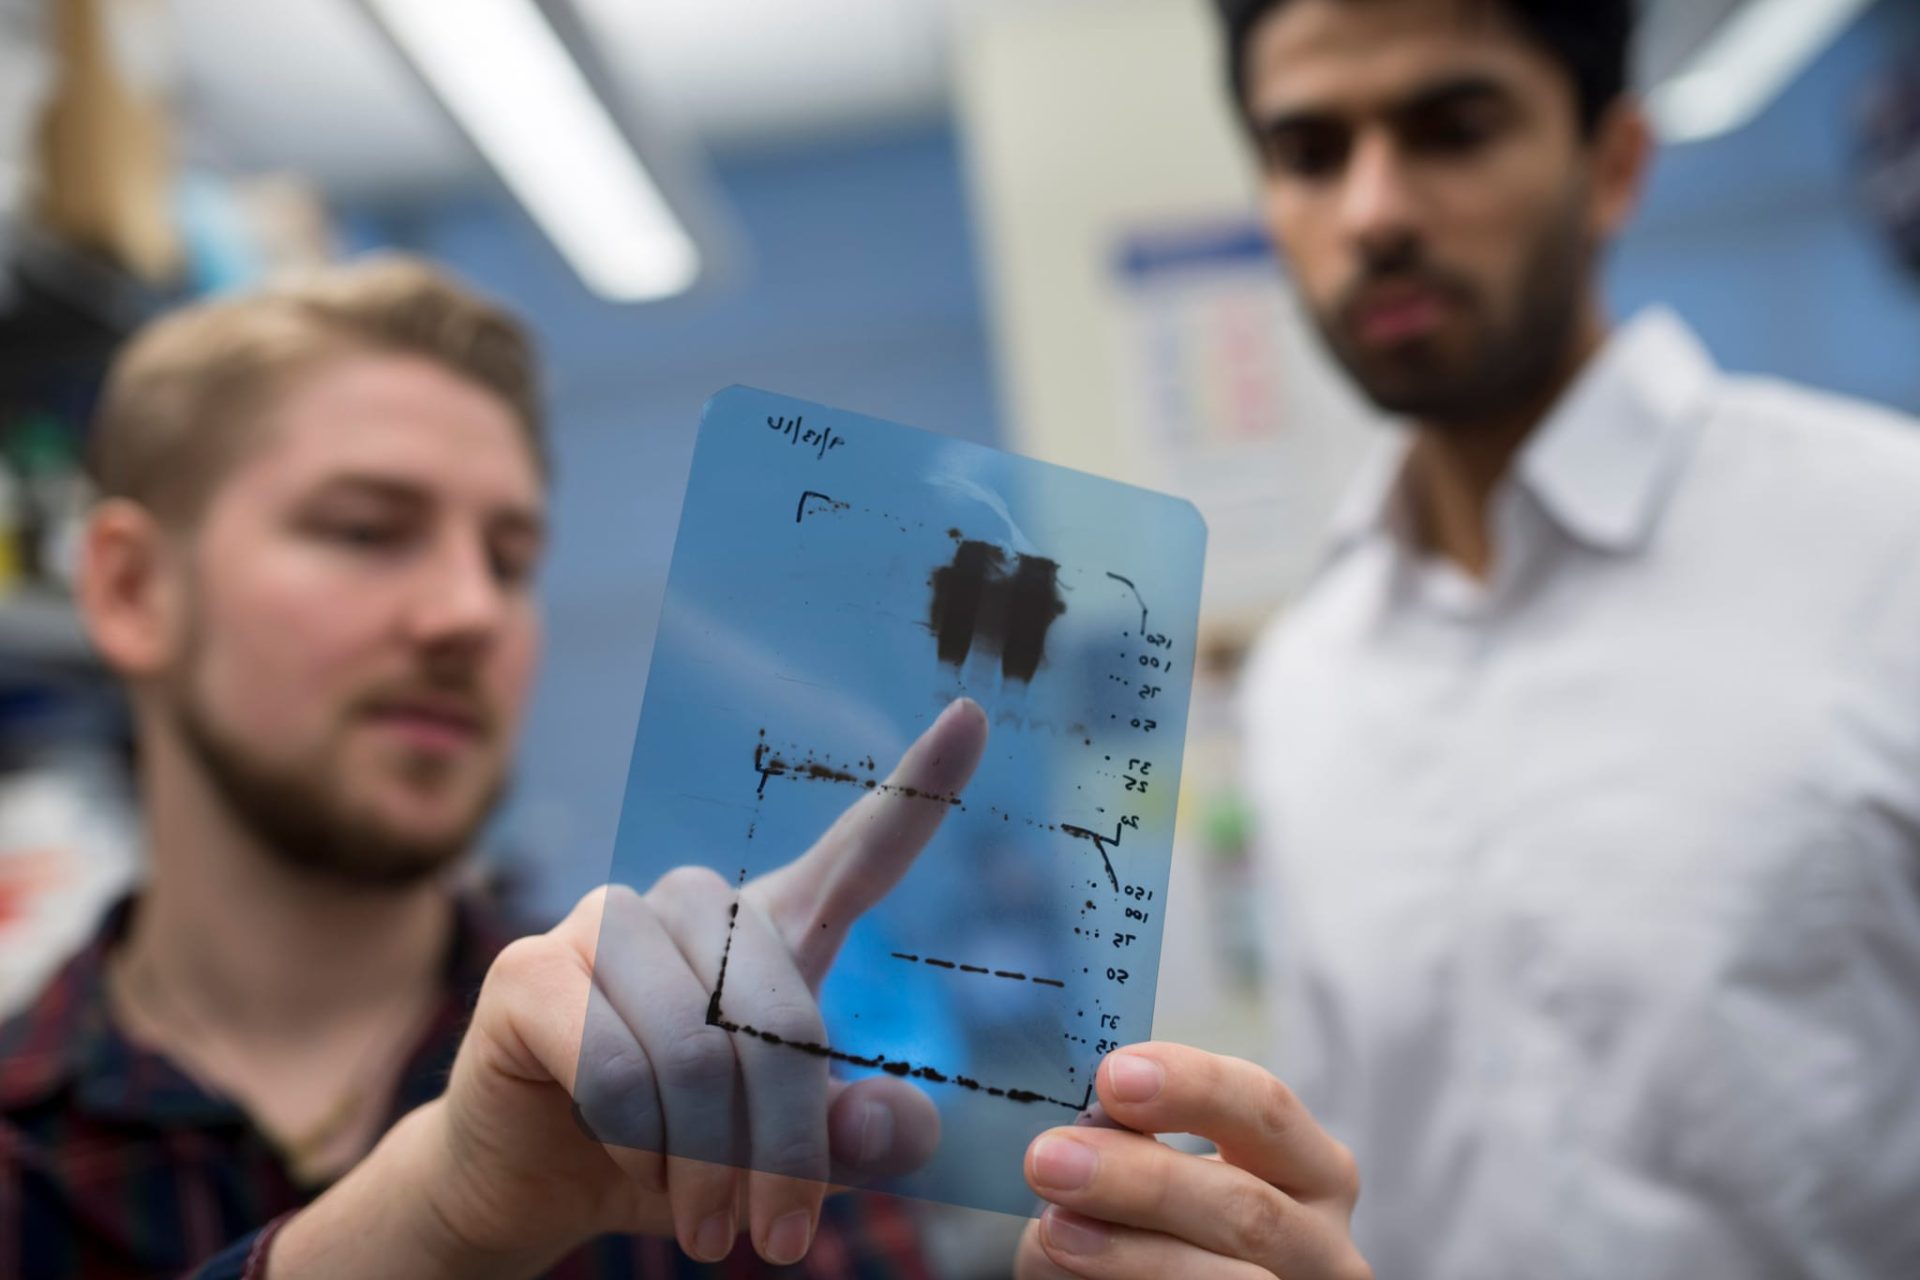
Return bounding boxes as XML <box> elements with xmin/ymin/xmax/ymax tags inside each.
<box><xmin>494</xmin><ymin>635</ymin><xmax>542</xmax><ymax>732</ymax></box>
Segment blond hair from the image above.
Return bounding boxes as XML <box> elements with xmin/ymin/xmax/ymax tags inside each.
<box><xmin>89</xmin><ymin>255</ymin><xmax>546</xmax><ymax>523</ymax></box>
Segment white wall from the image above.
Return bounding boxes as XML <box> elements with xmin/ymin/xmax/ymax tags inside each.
<box><xmin>954</xmin><ymin>0</ymin><xmax>1384</xmax><ymax>629</ymax></box>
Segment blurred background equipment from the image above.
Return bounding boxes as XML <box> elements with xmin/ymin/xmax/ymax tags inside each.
<box><xmin>35</xmin><ymin>0</ymin><xmax>181</xmax><ymax>282</ymax></box>
<box><xmin>1859</xmin><ymin>45</ymin><xmax>1920</xmax><ymax>280</ymax></box>
<box><xmin>1</xmin><ymin>0</ymin><xmax>1917</xmax><ymax>1270</ymax></box>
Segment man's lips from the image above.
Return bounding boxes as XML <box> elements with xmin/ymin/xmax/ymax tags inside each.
<box><xmin>361</xmin><ymin>698</ymin><xmax>487</xmax><ymax>753</ymax></box>
<box><xmin>1349</xmin><ymin>285</ymin><xmax>1453</xmax><ymax>346</ymax></box>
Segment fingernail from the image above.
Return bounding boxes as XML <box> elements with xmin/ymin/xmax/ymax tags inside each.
<box><xmin>1031</xmin><ymin>1135</ymin><xmax>1097</xmax><ymax>1191</ymax></box>
<box><xmin>694</xmin><ymin>1212</ymin><xmax>731</xmax><ymax>1262</ymax></box>
<box><xmin>766</xmin><ymin>1210</ymin><xmax>813</xmax><ymax>1265</ymax></box>
<box><xmin>1043</xmin><ymin>1207</ymin><xmax>1110</xmax><ymax>1256</ymax></box>
<box><xmin>856</xmin><ymin>1099</ymin><xmax>894</xmax><ymax>1167</ymax></box>
<box><xmin>1106</xmin><ymin>1052</ymin><xmax>1164</xmax><ymax>1103</ymax></box>
<box><xmin>941</xmin><ymin>697</ymin><xmax>983</xmax><ymax>729</ymax></box>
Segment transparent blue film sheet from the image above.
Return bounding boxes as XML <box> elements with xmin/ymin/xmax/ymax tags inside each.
<box><xmin>577</xmin><ymin>387</ymin><xmax>1207</xmax><ymax>1218</ymax></box>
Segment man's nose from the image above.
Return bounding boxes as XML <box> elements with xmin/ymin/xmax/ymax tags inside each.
<box><xmin>405</xmin><ymin>534</ymin><xmax>506</xmax><ymax>652</ymax></box>
<box><xmin>1339</xmin><ymin>131</ymin><xmax>1421</xmax><ymax>260</ymax></box>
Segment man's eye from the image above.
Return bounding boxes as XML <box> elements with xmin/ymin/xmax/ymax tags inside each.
<box><xmin>1403</xmin><ymin>111</ymin><xmax>1499</xmax><ymax>156</ymax></box>
<box><xmin>489</xmin><ymin>547</ymin><xmax>536</xmax><ymax>588</ymax></box>
<box><xmin>1262</xmin><ymin>127</ymin><xmax>1349</xmax><ymax>181</ymax></box>
<box><xmin>320</xmin><ymin>520</ymin><xmax>406</xmax><ymax>550</ymax></box>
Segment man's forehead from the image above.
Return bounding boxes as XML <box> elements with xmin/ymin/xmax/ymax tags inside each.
<box><xmin>239</xmin><ymin>352</ymin><xmax>545</xmax><ymax>506</ymax></box>
<box><xmin>1245</xmin><ymin>0</ymin><xmax>1539</xmax><ymax>119</ymax></box>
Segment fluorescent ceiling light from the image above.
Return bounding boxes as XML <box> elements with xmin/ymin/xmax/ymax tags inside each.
<box><xmin>1648</xmin><ymin>0</ymin><xmax>1878</xmax><ymax>144</ymax></box>
<box><xmin>366</xmin><ymin>0</ymin><xmax>701</xmax><ymax>301</ymax></box>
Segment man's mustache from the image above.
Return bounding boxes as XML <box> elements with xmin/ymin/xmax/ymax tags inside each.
<box><xmin>1334</xmin><ymin>244</ymin><xmax>1478</xmax><ymax>328</ymax></box>
<box><xmin>352</xmin><ymin>676</ymin><xmax>496</xmax><ymax>736</ymax></box>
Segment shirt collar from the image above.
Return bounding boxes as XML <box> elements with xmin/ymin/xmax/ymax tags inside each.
<box><xmin>1516</xmin><ymin>307</ymin><xmax>1718</xmax><ymax>553</ymax></box>
<box><xmin>1323</xmin><ymin>308</ymin><xmax>1719</xmax><ymax>560</ymax></box>
<box><xmin>1325</xmin><ymin>432</ymin><xmax>1414</xmax><ymax>553</ymax></box>
<box><xmin>0</xmin><ymin>890</ymin><xmax>519</xmax><ymax>1124</ymax></box>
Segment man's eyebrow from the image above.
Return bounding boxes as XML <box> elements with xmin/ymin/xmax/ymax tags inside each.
<box><xmin>305</xmin><ymin>474</ymin><xmax>429</xmax><ymax>505</ymax></box>
<box><xmin>489</xmin><ymin>506</ymin><xmax>548</xmax><ymax>546</ymax></box>
<box><xmin>306</xmin><ymin>474</ymin><xmax>548</xmax><ymax>539</ymax></box>
<box><xmin>1387</xmin><ymin>74</ymin><xmax>1515</xmax><ymax>121</ymax></box>
<box><xmin>1252</xmin><ymin>103</ymin><xmax>1344</xmax><ymax>142</ymax></box>
<box><xmin>1255</xmin><ymin>73</ymin><xmax>1515</xmax><ymax>137</ymax></box>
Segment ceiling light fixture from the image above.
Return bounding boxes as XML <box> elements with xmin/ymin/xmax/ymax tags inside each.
<box><xmin>1649</xmin><ymin>0</ymin><xmax>1879</xmax><ymax>144</ymax></box>
<box><xmin>364</xmin><ymin>0</ymin><xmax>701</xmax><ymax>301</ymax></box>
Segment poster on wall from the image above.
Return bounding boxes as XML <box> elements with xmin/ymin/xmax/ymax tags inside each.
<box><xmin>1106</xmin><ymin>218</ymin><xmax>1383</xmax><ymax>625</ymax></box>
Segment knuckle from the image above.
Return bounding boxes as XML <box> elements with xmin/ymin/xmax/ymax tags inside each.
<box><xmin>585</xmin><ymin>1036</ymin><xmax>655</xmax><ymax>1100</ymax></box>
<box><xmin>573</xmin><ymin>884</ymin><xmax>614</xmax><ymax>919</ymax></box>
<box><xmin>1132</xmin><ymin>1139</ymin><xmax>1176</xmax><ymax>1217</ymax></box>
<box><xmin>653</xmin><ymin>864</ymin><xmax>729</xmax><ymax>904</ymax></box>
<box><xmin>564</xmin><ymin>883</ymin><xmax>621</xmax><ymax>929</ymax></box>
<box><xmin>602</xmin><ymin>881</ymin><xmax>647</xmax><ymax>915</ymax></box>
<box><xmin>572</xmin><ymin>1041</ymin><xmax>660</xmax><ymax>1147</ymax></box>
<box><xmin>1332</xmin><ymin>1247</ymin><xmax>1376</xmax><ymax>1280</ymax></box>
<box><xmin>1220</xmin><ymin>1178</ymin><xmax>1286</xmax><ymax>1261</ymax></box>
<box><xmin>485</xmin><ymin>935</ymin><xmax>553</xmax><ymax>992</ymax></box>
<box><xmin>759</xmin><ymin>1127</ymin><xmax>828</xmax><ymax>1181</ymax></box>
<box><xmin>585</xmin><ymin>883</ymin><xmax>650</xmax><ymax>937</ymax></box>
<box><xmin>1329</xmin><ymin>1139</ymin><xmax>1362</xmax><ymax>1202</ymax></box>
<box><xmin>658</xmin><ymin>1024</ymin><xmax>736</xmax><ymax>1088</ymax></box>
<box><xmin>749</xmin><ymin>995</ymin><xmax>826</xmax><ymax>1049</ymax></box>
<box><xmin>1253</xmin><ymin>1075</ymin><xmax>1302</xmax><ymax>1146</ymax></box>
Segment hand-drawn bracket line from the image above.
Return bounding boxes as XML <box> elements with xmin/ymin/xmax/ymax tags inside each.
<box><xmin>706</xmin><ymin>1009</ymin><xmax>1092</xmax><ymax>1112</ymax></box>
<box><xmin>753</xmin><ymin>743</ymin><xmax>964</xmax><ymax>805</ymax></box>
<box><xmin>890</xmin><ymin>952</ymin><xmax>1067</xmax><ymax>988</ymax></box>
<box><xmin>1106</xmin><ymin>572</ymin><xmax>1149</xmax><ymax>637</ymax></box>
<box><xmin>704</xmin><ymin>870</ymin><xmax>1092</xmax><ymax>1113</ymax></box>
<box><xmin>1060</xmin><ymin>822</ymin><xmax>1125</xmax><ymax>892</ymax></box>
<box><xmin>790</xmin><ymin>488</ymin><xmax>920</xmax><ymax>535</ymax></box>
<box><xmin>795</xmin><ymin>490</ymin><xmax>850</xmax><ymax>523</ymax></box>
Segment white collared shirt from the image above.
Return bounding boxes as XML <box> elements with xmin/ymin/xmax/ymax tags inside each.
<box><xmin>1240</xmin><ymin>310</ymin><xmax>1920</xmax><ymax>1280</ymax></box>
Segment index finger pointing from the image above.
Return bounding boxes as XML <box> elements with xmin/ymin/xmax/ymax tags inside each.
<box><xmin>750</xmin><ymin>697</ymin><xmax>988</xmax><ymax>984</ymax></box>
<box><xmin>1092</xmin><ymin>1042</ymin><xmax>1359</xmax><ymax>1201</ymax></box>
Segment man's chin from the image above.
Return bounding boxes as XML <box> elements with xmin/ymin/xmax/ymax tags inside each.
<box><xmin>172</xmin><ymin>675</ymin><xmax>505</xmax><ymax>891</ymax></box>
<box><xmin>317</xmin><ymin>793</ymin><xmax>495</xmax><ymax>881</ymax></box>
<box><xmin>1349</xmin><ymin>369</ymin><xmax>1474</xmax><ymax>422</ymax></box>
<box><xmin>278</xmin><ymin>818</ymin><xmax>475</xmax><ymax>890</ymax></box>
<box><xmin>249</xmin><ymin>780</ymin><xmax>498</xmax><ymax>891</ymax></box>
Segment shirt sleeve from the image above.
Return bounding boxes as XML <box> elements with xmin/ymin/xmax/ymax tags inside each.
<box><xmin>795</xmin><ymin>1193</ymin><xmax>934</xmax><ymax>1280</ymax></box>
<box><xmin>176</xmin><ymin>1213</ymin><xmax>294</xmax><ymax>1280</ymax></box>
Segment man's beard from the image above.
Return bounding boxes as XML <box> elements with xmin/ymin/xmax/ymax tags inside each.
<box><xmin>1315</xmin><ymin>192</ymin><xmax>1593</xmax><ymax>429</ymax></box>
<box><xmin>171</xmin><ymin>673</ymin><xmax>507</xmax><ymax>891</ymax></box>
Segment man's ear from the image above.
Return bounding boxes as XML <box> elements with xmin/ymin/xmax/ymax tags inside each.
<box><xmin>77</xmin><ymin>499</ymin><xmax>189</xmax><ymax>679</ymax></box>
<box><xmin>1588</xmin><ymin>97</ymin><xmax>1654</xmax><ymax>244</ymax></box>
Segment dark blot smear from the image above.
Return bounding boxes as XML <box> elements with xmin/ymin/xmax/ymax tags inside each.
<box><xmin>929</xmin><ymin>540</ymin><xmax>1004</xmax><ymax>668</ymax></box>
<box><xmin>1002</xmin><ymin>553</ymin><xmax>1064</xmax><ymax>682</ymax></box>
<box><xmin>927</xmin><ymin>540</ymin><xmax>1067</xmax><ymax>683</ymax></box>
<box><xmin>802</xmin><ymin>762</ymin><xmax>858</xmax><ymax>784</ymax></box>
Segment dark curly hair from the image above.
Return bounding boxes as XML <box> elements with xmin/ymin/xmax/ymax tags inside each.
<box><xmin>1215</xmin><ymin>0</ymin><xmax>1635</xmax><ymax>136</ymax></box>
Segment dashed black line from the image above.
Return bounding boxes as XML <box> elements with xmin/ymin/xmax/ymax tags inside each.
<box><xmin>891</xmin><ymin>951</ymin><xmax>1067</xmax><ymax>989</ymax></box>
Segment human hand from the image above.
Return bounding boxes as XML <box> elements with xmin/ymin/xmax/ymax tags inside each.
<box><xmin>270</xmin><ymin>698</ymin><xmax>988</xmax><ymax>1277</ymax></box>
<box><xmin>1014</xmin><ymin>1043</ymin><xmax>1370</xmax><ymax>1280</ymax></box>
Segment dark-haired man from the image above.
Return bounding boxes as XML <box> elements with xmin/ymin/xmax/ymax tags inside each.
<box><xmin>1195</xmin><ymin>0</ymin><xmax>1920</xmax><ymax>1277</ymax></box>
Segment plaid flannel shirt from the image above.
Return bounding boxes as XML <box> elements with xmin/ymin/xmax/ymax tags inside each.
<box><xmin>0</xmin><ymin>896</ymin><xmax>933</xmax><ymax>1280</ymax></box>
